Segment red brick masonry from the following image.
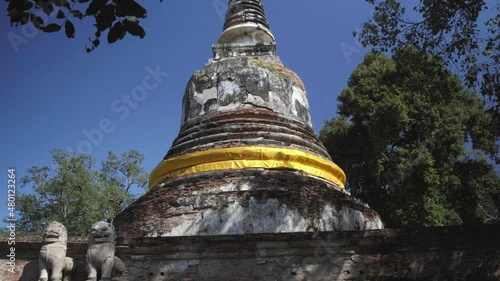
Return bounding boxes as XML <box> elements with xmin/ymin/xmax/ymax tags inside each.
<box><xmin>1</xmin><ymin>225</ymin><xmax>499</xmax><ymax>280</ymax></box>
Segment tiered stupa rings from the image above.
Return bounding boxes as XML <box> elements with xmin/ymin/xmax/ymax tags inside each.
<box><xmin>219</xmin><ymin>0</ymin><xmax>274</xmax><ymax>44</ymax></box>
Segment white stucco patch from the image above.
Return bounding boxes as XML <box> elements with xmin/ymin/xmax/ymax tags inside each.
<box><xmin>161</xmin><ymin>198</ymin><xmax>308</xmax><ymax>236</ymax></box>
<box><xmin>268</xmin><ymin>91</ymin><xmax>288</xmax><ymax>113</ymax></box>
<box><xmin>320</xmin><ymin>204</ymin><xmax>384</xmax><ymax>231</ymax></box>
<box><xmin>153</xmin><ymin>201</ymin><xmax>383</xmax><ymax>237</ymax></box>
<box><xmin>158</xmin><ymin>259</ymin><xmax>200</xmax><ymax>273</ymax></box>
<box><xmin>320</xmin><ymin>204</ymin><xmax>339</xmax><ymax>231</ymax></box>
<box><xmin>290</xmin><ymin>86</ymin><xmax>312</xmax><ymax>127</ymax></box>
<box><xmin>218</xmin><ymin>80</ymin><xmax>241</xmax><ymax>111</ymax></box>
<box><xmin>219</xmin><ymin>183</ymin><xmax>251</xmax><ymax>192</ymax></box>
<box><xmin>291</xmin><ymin>86</ymin><xmax>309</xmax><ymax>108</ymax></box>
<box><xmin>364</xmin><ymin>218</ymin><xmax>384</xmax><ymax>230</ymax></box>
<box><xmin>194</xmin><ymin>87</ymin><xmax>218</xmax><ymax>115</ymax></box>
<box><xmin>245</xmin><ymin>93</ymin><xmax>267</xmax><ymax>107</ymax></box>
<box><xmin>218</xmin><ymin>80</ymin><xmax>240</xmax><ymax>99</ymax></box>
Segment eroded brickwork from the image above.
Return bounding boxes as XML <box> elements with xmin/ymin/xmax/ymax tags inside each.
<box><xmin>2</xmin><ymin>225</ymin><xmax>499</xmax><ymax>281</ymax></box>
<box><xmin>115</xmin><ymin>169</ymin><xmax>382</xmax><ymax>238</ymax></box>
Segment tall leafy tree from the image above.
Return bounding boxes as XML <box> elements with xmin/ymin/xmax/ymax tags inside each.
<box><xmin>99</xmin><ymin>150</ymin><xmax>148</xmax><ymax>220</ymax></box>
<box><xmin>361</xmin><ymin>0</ymin><xmax>500</xmax><ymax>141</ymax></box>
<box><xmin>320</xmin><ymin>49</ymin><xmax>500</xmax><ymax>227</ymax></box>
<box><xmin>16</xmin><ymin>148</ymin><xmax>148</xmax><ymax>235</ymax></box>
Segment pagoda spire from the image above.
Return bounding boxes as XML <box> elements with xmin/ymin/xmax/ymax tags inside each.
<box><xmin>218</xmin><ymin>0</ymin><xmax>275</xmax><ymax>44</ymax></box>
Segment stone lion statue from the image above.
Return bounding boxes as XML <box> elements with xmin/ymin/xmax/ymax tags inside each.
<box><xmin>38</xmin><ymin>221</ymin><xmax>76</xmax><ymax>281</ymax></box>
<box><xmin>86</xmin><ymin>221</ymin><xmax>125</xmax><ymax>281</ymax></box>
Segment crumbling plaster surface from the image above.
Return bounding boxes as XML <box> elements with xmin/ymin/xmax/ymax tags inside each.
<box><xmin>5</xmin><ymin>225</ymin><xmax>500</xmax><ymax>281</ymax></box>
<box><xmin>166</xmin><ymin>107</ymin><xmax>332</xmax><ymax>159</ymax></box>
<box><xmin>114</xmin><ymin>169</ymin><xmax>382</xmax><ymax>239</ymax></box>
<box><xmin>181</xmin><ymin>56</ymin><xmax>312</xmax><ymax>128</ymax></box>
<box><xmin>151</xmin><ymin>198</ymin><xmax>382</xmax><ymax>237</ymax></box>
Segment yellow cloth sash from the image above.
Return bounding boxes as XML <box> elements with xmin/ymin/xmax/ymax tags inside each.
<box><xmin>149</xmin><ymin>146</ymin><xmax>346</xmax><ymax>189</ymax></box>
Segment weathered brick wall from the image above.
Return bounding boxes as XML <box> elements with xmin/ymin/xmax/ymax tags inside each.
<box><xmin>115</xmin><ymin>169</ymin><xmax>382</xmax><ymax>238</ymax></box>
<box><xmin>2</xmin><ymin>225</ymin><xmax>500</xmax><ymax>280</ymax></box>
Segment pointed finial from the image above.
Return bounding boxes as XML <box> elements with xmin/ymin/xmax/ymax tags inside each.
<box><xmin>218</xmin><ymin>0</ymin><xmax>275</xmax><ymax>44</ymax></box>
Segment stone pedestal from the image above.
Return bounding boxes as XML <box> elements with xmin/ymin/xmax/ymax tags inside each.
<box><xmin>116</xmin><ymin>169</ymin><xmax>381</xmax><ymax>238</ymax></box>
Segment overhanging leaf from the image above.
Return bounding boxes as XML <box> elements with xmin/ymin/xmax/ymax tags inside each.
<box><xmin>71</xmin><ymin>10</ymin><xmax>84</xmax><ymax>20</ymax></box>
<box><xmin>114</xmin><ymin>0</ymin><xmax>147</xmax><ymax>18</ymax></box>
<box><xmin>107</xmin><ymin>21</ymin><xmax>124</xmax><ymax>43</ymax></box>
<box><xmin>55</xmin><ymin>0</ymin><xmax>71</xmax><ymax>10</ymax></box>
<box><xmin>21</xmin><ymin>0</ymin><xmax>33</xmax><ymax>10</ymax></box>
<box><xmin>30</xmin><ymin>13</ymin><xmax>45</xmax><ymax>29</ymax></box>
<box><xmin>86</xmin><ymin>0</ymin><xmax>108</xmax><ymax>16</ymax></box>
<box><xmin>35</xmin><ymin>0</ymin><xmax>54</xmax><ymax>16</ymax></box>
<box><xmin>95</xmin><ymin>4</ymin><xmax>115</xmax><ymax>31</ymax></box>
<box><xmin>65</xmin><ymin>20</ymin><xmax>75</xmax><ymax>38</ymax></box>
<box><xmin>56</xmin><ymin>10</ymin><xmax>66</xmax><ymax>19</ymax></box>
<box><xmin>43</xmin><ymin>23</ymin><xmax>61</xmax><ymax>32</ymax></box>
<box><xmin>123</xmin><ymin>20</ymin><xmax>145</xmax><ymax>38</ymax></box>
<box><xmin>7</xmin><ymin>1</ymin><xmax>23</xmax><ymax>26</ymax></box>
<box><xmin>20</xmin><ymin>12</ymin><xmax>29</xmax><ymax>25</ymax></box>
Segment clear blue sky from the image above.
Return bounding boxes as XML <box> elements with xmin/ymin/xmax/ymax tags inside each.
<box><xmin>0</xmin><ymin>0</ymin><xmax>378</xmax><ymax>220</ymax></box>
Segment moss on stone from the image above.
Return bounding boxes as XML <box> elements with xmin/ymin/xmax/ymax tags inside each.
<box><xmin>250</xmin><ymin>60</ymin><xmax>289</xmax><ymax>80</ymax></box>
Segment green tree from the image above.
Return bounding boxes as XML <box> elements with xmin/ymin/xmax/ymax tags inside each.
<box><xmin>320</xmin><ymin>49</ymin><xmax>500</xmax><ymax>227</ymax></box>
<box><xmin>5</xmin><ymin>0</ymin><xmax>154</xmax><ymax>52</ymax></box>
<box><xmin>16</xmin><ymin>148</ymin><xmax>148</xmax><ymax>235</ymax></box>
<box><xmin>361</xmin><ymin>0</ymin><xmax>500</xmax><ymax>140</ymax></box>
<box><xmin>99</xmin><ymin>150</ymin><xmax>148</xmax><ymax>220</ymax></box>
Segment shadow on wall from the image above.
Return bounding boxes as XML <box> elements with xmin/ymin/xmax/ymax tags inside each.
<box><xmin>3</xmin><ymin>224</ymin><xmax>500</xmax><ymax>280</ymax></box>
<box><xmin>139</xmin><ymin>170</ymin><xmax>381</xmax><ymax>237</ymax></box>
<box><xmin>19</xmin><ymin>258</ymin><xmax>88</xmax><ymax>281</ymax></box>
<box><xmin>250</xmin><ymin>226</ymin><xmax>500</xmax><ymax>281</ymax></box>
<box><xmin>364</xmin><ymin>231</ymin><xmax>500</xmax><ymax>281</ymax></box>
<box><xmin>18</xmin><ymin>261</ymin><xmax>37</xmax><ymax>281</ymax></box>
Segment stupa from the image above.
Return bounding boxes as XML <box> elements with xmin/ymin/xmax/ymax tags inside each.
<box><xmin>114</xmin><ymin>0</ymin><xmax>383</xmax><ymax>238</ymax></box>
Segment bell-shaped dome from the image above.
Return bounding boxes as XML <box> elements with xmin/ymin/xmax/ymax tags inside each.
<box><xmin>150</xmin><ymin>50</ymin><xmax>347</xmax><ymax>189</ymax></box>
<box><xmin>150</xmin><ymin>0</ymin><xmax>346</xmax><ymax>190</ymax></box>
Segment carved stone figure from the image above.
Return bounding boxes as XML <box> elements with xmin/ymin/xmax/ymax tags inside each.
<box><xmin>86</xmin><ymin>221</ymin><xmax>125</xmax><ymax>281</ymax></box>
<box><xmin>38</xmin><ymin>221</ymin><xmax>75</xmax><ymax>281</ymax></box>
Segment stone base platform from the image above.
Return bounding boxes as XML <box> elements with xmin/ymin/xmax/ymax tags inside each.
<box><xmin>2</xmin><ymin>225</ymin><xmax>500</xmax><ymax>281</ymax></box>
<box><xmin>114</xmin><ymin>169</ymin><xmax>382</xmax><ymax>238</ymax></box>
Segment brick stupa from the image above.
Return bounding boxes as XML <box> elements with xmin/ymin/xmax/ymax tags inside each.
<box><xmin>114</xmin><ymin>0</ymin><xmax>383</xmax><ymax>238</ymax></box>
